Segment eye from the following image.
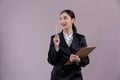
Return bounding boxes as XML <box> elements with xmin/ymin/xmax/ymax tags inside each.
<box><xmin>60</xmin><ymin>17</ymin><xmax>62</xmax><ymax>20</ymax></box>
<box><xmin>63</xmin><ymin>16</ymin><xmax>68</xmax><ymax>19</ymax></box>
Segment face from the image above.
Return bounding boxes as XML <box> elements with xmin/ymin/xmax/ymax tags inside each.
<box><xmin>59</xmin><ymin>12</ymin><xmax>74</xmax><ymax>30</ymax></box>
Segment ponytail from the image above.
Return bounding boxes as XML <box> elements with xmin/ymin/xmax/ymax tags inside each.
<box><xmin>72</xmin><ymin>23</ymin><xmax>77</xmax><ymax>33</ymax></box>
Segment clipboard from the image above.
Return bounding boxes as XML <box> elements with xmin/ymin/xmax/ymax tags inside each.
<box><xmin>65</xmin><ymin>47</ymin><xmax>96</xmax><ymax>65</ymax></box>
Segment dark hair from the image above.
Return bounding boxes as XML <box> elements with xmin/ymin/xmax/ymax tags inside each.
<box><xmin>60</xmin><ymin>9</ymin><xmax>77</xmax><ymax>33</ymax></box>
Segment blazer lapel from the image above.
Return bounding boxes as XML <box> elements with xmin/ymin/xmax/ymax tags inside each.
<box><xmin>59</xmin><ymin>31</ymin><xmax>71</xmax><ymax>55</ymax></box>
<box><xmin>70</xmin><ymin>32</ymin><xmax>80</xmax><ymax>53</ymax></box>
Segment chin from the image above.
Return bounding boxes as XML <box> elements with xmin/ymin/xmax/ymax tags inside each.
<box><xmin>62</xmin><ymin>25</ymin><xmax>67</xmax><ymax>28</ymax></box>
<box><xmin>62</xmin><ymin>27</ymin><xmax>67</xmax><ymax>30</ymax></box>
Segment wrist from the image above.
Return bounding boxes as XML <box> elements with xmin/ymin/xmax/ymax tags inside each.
<box><xmin>54</xmin><ymin>45</ymin><xmax>59</xmax><ymax>48</ymax></box>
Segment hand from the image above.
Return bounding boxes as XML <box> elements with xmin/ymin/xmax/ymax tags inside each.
<box><xmin>69</xmin><ymin>54</ymin><xmax>81</xmax><ymax>63</ymax></box>
<box><xmin>53</xmin><ymin>34</ymin><xmax>60</xmax><ymax>48</ymax></box>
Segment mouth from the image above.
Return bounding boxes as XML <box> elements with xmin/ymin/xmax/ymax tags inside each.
<box><xmin>61</xmin><ymin>23</ymin><xmax>67</xmax><ymax>27</ymax></box>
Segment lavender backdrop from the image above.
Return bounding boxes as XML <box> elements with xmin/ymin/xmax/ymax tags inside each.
<box><xmin>0</xmin><ymin>0</ymin><xmax>120</xmax><ymax>80</ymax></box>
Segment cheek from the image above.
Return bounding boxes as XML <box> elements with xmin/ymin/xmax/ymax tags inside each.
<box><xmin>59</xmin><ymin>22</ymin><xmax>62</xmax><ymax>26</ymax></box>
<box><xmin>67</xmin><ymin>21</ymin><xmax>73</xmax><ymax>25</ymax></box>
<box><xmin>59</xmin><ymin>21</ymin><xmax>62</xmax><ymax>25</ymax></box>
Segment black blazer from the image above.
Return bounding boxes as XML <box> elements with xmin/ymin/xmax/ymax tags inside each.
<box><xmin>47</xmin><ymin>31</ymin><xmax>89</xmax><ymax>80</ymax></box>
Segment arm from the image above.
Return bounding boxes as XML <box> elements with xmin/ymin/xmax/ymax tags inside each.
<box><xmin>79</xmin><ymin>36</ymin><xmax>90</xmax><ymax>67</ymax></box>
<box><xmin>47</xmin><ymin>36</ymin><xmax>61</xmax><ymax>66</ymax></box>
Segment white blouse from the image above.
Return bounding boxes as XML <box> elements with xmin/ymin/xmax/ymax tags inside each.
<box><xmin>63</xmin><ymin>31</ymin><xmax>73</xmax><ymax>47</ymax></box>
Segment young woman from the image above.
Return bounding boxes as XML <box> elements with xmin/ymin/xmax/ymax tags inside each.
<box><xmin>47</xmin><ymin>9</ymin><xmax>90</xmax><ymax>80</ymax></box>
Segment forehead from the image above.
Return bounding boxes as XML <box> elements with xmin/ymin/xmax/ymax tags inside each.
<box><xmin>60</xmin><ymin>12</ymin><xmax>70</xmax><ymax>17</ymax></box>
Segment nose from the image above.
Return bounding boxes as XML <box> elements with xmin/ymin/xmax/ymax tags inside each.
<box><xmin>60</xmin><ymin>19</ymin><xmax>65</xmax><ymax>24</ymax></box>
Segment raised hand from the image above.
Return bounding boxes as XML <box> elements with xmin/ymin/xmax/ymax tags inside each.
<box><xmin>53</xmin><ymin>34</ymin><xmax>60</xmax><ymax>48</ymax></box>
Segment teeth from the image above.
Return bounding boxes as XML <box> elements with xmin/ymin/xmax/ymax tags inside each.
<box><xmin>62</xmin><ymin>23</ymin><xmax>67</xmax><ymax>26</ymax></box>
<box><xmin>62</xmin><ymin>24</ymin><xmax>66</xmax><ymax>26</ymax></box>
<box><xmin>62</xmin><ymin>22</ymin><xmax>66</xmax><ymax>24</ymax></box>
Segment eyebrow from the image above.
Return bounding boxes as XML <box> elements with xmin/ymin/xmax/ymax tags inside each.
<box><xmin>60</xmin><ymin>16</ymin><xmax>68</xmax><ymax>18</ymax></box>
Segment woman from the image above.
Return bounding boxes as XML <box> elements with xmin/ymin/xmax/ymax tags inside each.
<box><xmin>47</xmin><ymin>9</ymin><xmax>89</xmax><ymax>80</ymax></box>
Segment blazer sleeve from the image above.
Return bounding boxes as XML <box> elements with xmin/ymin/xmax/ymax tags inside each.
<box><xmin>47</xmin><ymin>36</ymin><xmax>62</xmax><ymax>66</ymax></box>
<box><xmin>79</xmin><ymin>36</ymin><xmax>90</xmax><ymax>67</ymax></box>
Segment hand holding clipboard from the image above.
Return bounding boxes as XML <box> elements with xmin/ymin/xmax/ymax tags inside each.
<box><xmin>65</xmin><ymin>47</ymin><xmax>96</xmax><ymax>65</ymax></box>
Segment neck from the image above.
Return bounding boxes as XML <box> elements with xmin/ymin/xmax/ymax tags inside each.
<box><xmin>63</xmin><ymin>28</ymin><xmax>73</xmax><ymax>35</ymax></box>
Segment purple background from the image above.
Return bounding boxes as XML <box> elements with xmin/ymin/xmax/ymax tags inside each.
<box><xmin>0</xmin><ymin>0</ymin><xmax>120</xmax><ymax>80</ymax></box>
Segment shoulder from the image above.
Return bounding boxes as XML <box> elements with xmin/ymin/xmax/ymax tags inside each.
<box><xmin>75</xmin><ymin>33</ymin><xmax>85</xmax><ymax>38</ymax></box>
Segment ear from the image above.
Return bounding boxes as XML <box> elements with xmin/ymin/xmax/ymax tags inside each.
<box><xmin>71</xmin><ymin>18</ymin><xmax>75</xmax><ymax>23</ymax></box>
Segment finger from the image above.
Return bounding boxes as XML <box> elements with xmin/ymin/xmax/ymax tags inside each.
<box><xmin>54</xmin><ymin>35</ymin><xmax>59</xmax><ymax>41</ymax></box>
<box><xmin>55</xmin><ymin>34</ymin><xmax>57</xmax><ymax>37</ymax></box>
<box><xmin>54</xmin><ymin>36</ymin><xmax>58</xmax><ymax>41</ymax></box>
<box><xmin>74</xmin><ymin>55</ymin><xmax>79</xmax><ymax>58</ymax></box>
<box><xmin>55</xmin><ymin>33</ymin><xmax>58</xmax><ymax>36</ymax></box>
<box><xmin>70</xmin><ymin>57</ymin><xmax>73</xmax><ymax>62</ymax></box>
<box><xmin>71</xmin><ymin>54</ymin><xmax>74</xmax><ymax>57</ymax></box>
